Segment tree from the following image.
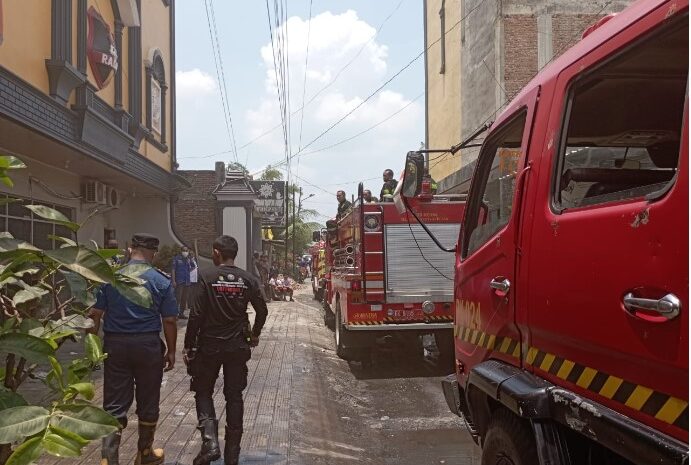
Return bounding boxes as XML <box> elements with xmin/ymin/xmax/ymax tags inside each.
<box><xmin>0</xmin><ymin>155</ymin><xmax>149</xmax><ymax>465</ymax></box>
<box><xmin>259</xmin><ymin>165</ymin><xmax>283</xmax><ymax>181</ymax></box>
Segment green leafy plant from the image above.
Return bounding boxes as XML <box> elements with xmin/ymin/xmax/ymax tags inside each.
<box><xmin>0</xmin><ymin>155</ymin><xmax>151</xmax><ymax>465</ymax></box>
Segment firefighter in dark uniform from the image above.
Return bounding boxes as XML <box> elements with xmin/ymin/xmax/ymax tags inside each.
<box><xmin>336</xmin><ymin>190</ymin><xmax>352</xmax><ymax>220</ymax></box>
<box><xmin>380</xmin><ymin>168</ymin><xmax>398</xmax><ymax>202</ymax></box>
<box><xmin>184</xmin><ymin>235</ymin><xmax>269</xmax><ymax>465</ymax></box>
<box><xmin>88</xmin><ymin>233</ymin><xmax>178</xmax><ymax>465</ymax></box>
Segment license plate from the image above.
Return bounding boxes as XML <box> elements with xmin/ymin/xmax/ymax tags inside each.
<box><xmin>394</xmin><ymin>310</ymin><xmax>421</xmax><ymax>318</ymax></box>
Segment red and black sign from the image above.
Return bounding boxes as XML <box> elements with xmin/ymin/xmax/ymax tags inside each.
<box><xmin>87</xmin><ymin>6</ymin><xmax>118</xmax><ymax>89</ymax></box>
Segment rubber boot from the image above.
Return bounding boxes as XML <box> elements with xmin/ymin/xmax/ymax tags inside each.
<box><xmin>224</xmin><ymin>427</ymin><xmax>243</xmax><ymax>465</ymax></box>
<box><xmin>134</xmin><ymin>423</ymin><xmax>164</xmax><ymax>465</ymax></box>
<box><xmin>193</xmin><ymin>419</ymin><xmax>221</xmax><ymax>465</ymax></box>
<box><xmin>100</xmin><ymin>430</ymin><xmax>121</xmax><ymax>465</ymax></box>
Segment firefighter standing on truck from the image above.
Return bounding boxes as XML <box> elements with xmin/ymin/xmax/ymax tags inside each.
<box><xmin>336</xmin><ymin>190</ymin><xmax>352</xmax><ymax>220</ymax></box>
<box><xmin>88</xmin><ymin>233</ymin><xmax>178</xmax><ymax>465</ymax></box>
<box><xmin>184</xmin><ymin>235</ymin><xmax>269</xmax><ymax>465</ymax></box>
<box><xmin>380</xmin><ymin>168</ymin><xmax>398</xmax><ymax>202</ymax></box>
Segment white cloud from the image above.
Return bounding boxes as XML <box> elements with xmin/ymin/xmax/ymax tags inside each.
<box><xmin>176</xmin><ymin>69</ymin><xmax>217</xmax><ymax>100</ymax></box>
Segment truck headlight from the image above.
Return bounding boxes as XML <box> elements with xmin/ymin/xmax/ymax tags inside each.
<box><xmin>422</xmin><ymin>301</ymin><xmax>435</xmax><ymax>314</ymax></box>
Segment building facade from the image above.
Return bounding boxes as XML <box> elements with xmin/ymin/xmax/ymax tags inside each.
<box><xmin>425</xmin><ymin>0</ymin><xmax>630</xmax><ymax>193</ymax></box>
<box><xmin>0</xmin><ymin>0</ymin><xmax>185</xmax><ymax>249</ymax></box>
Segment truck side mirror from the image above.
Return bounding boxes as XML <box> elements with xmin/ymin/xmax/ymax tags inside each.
<box><xmin>312</xmin><ymin>231</ymin><xmax>321</xmax><ymax>242</ymax></box>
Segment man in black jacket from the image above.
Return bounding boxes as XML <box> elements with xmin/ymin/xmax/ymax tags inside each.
<box><xmin>184</xmin><ymin>236</ymin><xmax>269</xmax><ymax>465</ymax></box>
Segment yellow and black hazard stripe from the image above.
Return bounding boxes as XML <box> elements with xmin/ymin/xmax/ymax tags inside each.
<box><xmin>425</xmin><ymin>315</ymin><xmax>454</xmax><ymax>322</ymax></box>
<box><xmin>348</xmin><ymin>321</ymin><xmax>383</xmax><ymax>326</ymax></box>
<box><xmin>455</xmin><ymin>325</ymin><xmax>689</xmax><ymax>431</ymax></box>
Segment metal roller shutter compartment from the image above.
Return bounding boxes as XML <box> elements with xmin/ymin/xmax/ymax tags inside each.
<box><xmin>384</xmin><ymin>223</ymin><xmax>460</xmax><ymax>303</ymax></box>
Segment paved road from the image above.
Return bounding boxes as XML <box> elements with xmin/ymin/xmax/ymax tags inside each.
<box><xmin>36</xmin><ymin>286</ymin><xmax>480</xmax><ymax>465</ymax></box>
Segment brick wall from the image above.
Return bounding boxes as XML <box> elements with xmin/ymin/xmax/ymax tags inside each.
<box><xmin>552</xmin><ymin>14</ymin><xmax>607</xmax><ymax>59</ymax></box>
<box><xmin>503</xmin><ymin>15</ymin><xmax>539</xmax><ymax>99</ymax></box>
<box><xmin>173</xmin><ymin>170</ymin><xmax>219</xmax><ymax>257</ymax></box>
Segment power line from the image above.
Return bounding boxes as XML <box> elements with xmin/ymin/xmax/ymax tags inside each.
<box><xmin>203</xmin><ymin>0</ymin><xmax>239</xmax><ymax>163</ymax></box>
<box><xmin>296</xmin><ymin>0</ymin><xmax>314</xmax><ymax>176</ymax></box>
<box><xmin>300</xmin><ymin>92</ymin><xmax>424</xmax><ymax>156</ymax></box>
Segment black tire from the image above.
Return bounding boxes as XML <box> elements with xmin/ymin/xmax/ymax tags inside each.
<box><xmin>323</xmin><ymin>301</ymin><xmax>335</xmax><ymax>330</ymax></box>
<box><xmin>481</xmin><ymin>409</ymin><xmax>539</xmax><ymax>465</ymax></box>
<box><xmin>334</xmin><ymin>302</ymin><xmax>358</xmax><ymax>361</ymax></box>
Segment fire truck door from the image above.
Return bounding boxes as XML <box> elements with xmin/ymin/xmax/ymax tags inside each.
<box><xmin>455</xmin><ymin>87</ymin><xmax>539</xmax><ymax>382</ymax></box>
<box><xmin>525</xmin><ymin>12</ymin><xmax>688</xmax><ymax>440</ymax></box>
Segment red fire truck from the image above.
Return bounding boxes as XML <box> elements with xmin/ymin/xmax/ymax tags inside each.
<box><xmin>322</xmin><ymin>184</ymin><xmax>465</xmax><ymax>363</ymax></box>
<box><xmin>399</xmin><ymin>0</ymin><xmax>688</xmax><ymax>463</ymax></box>
<box><xmin>309</xmin><ymin>233</ymin><xmax>327</xmax><ymax>302</ymax></box>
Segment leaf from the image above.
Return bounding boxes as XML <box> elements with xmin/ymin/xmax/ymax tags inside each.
<box><xmin>0</xmin><ymin>276</ymin><xmax>20</xmax><ymax>287</ymax></box>
<box><xmin>12</xmin><ymin>286</ymin><xmax>48</xmax><ymax>306</ymax></box>
<box><xmin>24</xmin><ymin>205</ymin><xmax>80</xmax><ymax>232</ymax></box>
<box><xmin>113</xmin><ymin>281</ymin><xmax>152</xmax><ymax>309</ymax></box>
<box><xmin>0</xmin><ymin>333</ymin><xmax>55</xmax><ymax>364</ymax></box>
<box><xmin>54</xmin><ymin>404</ymin><xmax>119</xmax><ymax>440</ymax></box>
<box><xmin>18</xmin><ymin>318</ymin><xmax>42</xmax><ymax>335</ymax></box>
<box><xmin>44</xmin><ymin>247</ymin><xmax>114</xmax><ymax>284</ymax></box>
<box><xmin>0</xmin><ymin>175</ymin><xmax>13</xmax><ymax>187</ymax></box>
<box><xmin>48</xmin><ymin>356</ymin><xmax>64</xmax><ymax>388</ymax></box>
<box><xmin>42</xmin><ymin>433</ymin><xmax>81</xmax><ymax>457</ymax></box>
<box><xmin>0</xmin><ymin>156</ymin><xmax>26</xmax><ymax>170</ymax></box>
<box><xmin>5</xmin><ymin>437</ymin><xmax>43</xmax><ymax>465</ymax></box>
<box><xmin>0</xmin><ymin>238</ymin><xmax>40</xmax><ymax>260</ymax></box>
<box><xmin>84</xmin><ymin>334</ymin><xmax>103</xmax><ymax>364</ymax></box>
<box><xmin>59</xmin><ymin>271</ymin><xmax>90</xmax><ymax>305</ymax></box>
<box><xmin>0</xmin><ymin>198</ymin><xmax>20</xmax><ymax>206</ymax></box>
<box><xmin>66</xmin><ymin>382</ymin><xmax>95</xmax><ymax>401</ymax></box>
<box><xmin>0</xmin><ymin>390</ymin><xmax>27</xmax><ymax>411</ymax></box>
<box><xmin>0</xmin><ymin>232</ymin><xmax>13</xmax><ymax>239</ymax></box>
<box><xmin>118</xmin><ymin>263</ymin><xmax>151</xmax><ymax>279</ymax></box>
<box><xmin>48</xmin><ymin>235</ymin><xmax>76</xmax><ymax>247</ymax></box>
<box><xmin>55</xmin><ymin>314</ymin><xmax>94</xmax><ymax>330</ymax></box>
<box><xmin>0</xmin><ymin>406</ymin><xmax>50</xmax><ymax>443</ymax></box>
<box><xmin>96</xmin><ymin>249</ymin><xmax>120</xmax><ymax>260</ymax></box>
<box><xmin>48</xmin><ymin>425</ymin><xmax>89</xmax><ymax>447</ymax></box>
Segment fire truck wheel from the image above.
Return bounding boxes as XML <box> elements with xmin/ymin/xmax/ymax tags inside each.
<box><xmin>334</xmin><ymin>303</ymin><xmax>358</xmax><ymax>361</ymax></box>
<box><xmin>481</xmin><ymin>409</ymin><xmax>538</xmax><ymax>465</ymax></box>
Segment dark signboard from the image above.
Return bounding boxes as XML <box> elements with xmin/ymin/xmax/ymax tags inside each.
<box><xmin>249</xmin><ymin>180</ymin><xmax>286</xmax><ymax>227</ymax></box>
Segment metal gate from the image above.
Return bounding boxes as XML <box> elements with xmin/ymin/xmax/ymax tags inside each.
<box><xmin>384</xmin><ymin>223</ymin><xmax>460</xmax><ymax>303</ymax></box>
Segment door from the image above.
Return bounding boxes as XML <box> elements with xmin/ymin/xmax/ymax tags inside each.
<box><xmin>454</xmin><ymin>86</ymin><xmax>539</xmax><ymax>386</ymax></box>
<box><xmin>526</xmin><ymin>8</ymin><xmax>688</xmax><ymax>441</ymax></box>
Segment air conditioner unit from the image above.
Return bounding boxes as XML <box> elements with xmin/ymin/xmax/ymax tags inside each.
<box><xmin>106</xmin><ymin>186</ymin><xmax>121</xmax><ymax>208</ymax></box>
<box><xmin>82</xmin><ymin>180</ymin><xmax>107</xmax><ymax>204</ymax></box>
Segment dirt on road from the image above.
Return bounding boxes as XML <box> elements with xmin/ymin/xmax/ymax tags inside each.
<box><xmin>285</xmin><ymin>289</ymin><xmax>481</xmax><ymax>465</ymax></box>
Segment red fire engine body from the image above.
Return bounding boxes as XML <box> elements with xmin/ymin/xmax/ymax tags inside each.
<box><xmin>309</xmin><ymin>238</ymin><xmax>327</xmax><ymax>301</ymax></box>
<box><xmin>322</xmin><ymin>195</ymin><xmax>465</xmax><ymax>362</ymax></box>
<box><xmin>397</xmin><ymin>0</ymin><xmax>688</xmax><ymax>463</ymax></box>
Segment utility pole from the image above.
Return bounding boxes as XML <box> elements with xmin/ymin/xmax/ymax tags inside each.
<box><xmin>292</xmin><ymin>188</ymin><xmax>298</xmax><ymax>278</ymax></box>
<box><xmin>284</xmin><ymin>183</ymin><xmax>288</xmax><ymax>274</ymax></box>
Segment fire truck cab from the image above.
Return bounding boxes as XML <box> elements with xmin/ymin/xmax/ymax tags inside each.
<box><xmin>324</xmin><ymin>184</ymin><xmax>465</xmax><ymax>363</ymax></box>
<box><xmin>401</xmin><ymin>0</ymin><xmax>688</xmax><ymax>463</ymax></box>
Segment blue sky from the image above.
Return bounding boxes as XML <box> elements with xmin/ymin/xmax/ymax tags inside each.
<box><xmin>175</xmin><ymin>1</ymin><xmax>425</xmax><ymax>220</ymax></box>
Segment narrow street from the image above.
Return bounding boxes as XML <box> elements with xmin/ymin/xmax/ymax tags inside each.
<box><xmin>38</xmin><ymin>286</ymin><xmax>479</xmax><ymax>465</ymax></box>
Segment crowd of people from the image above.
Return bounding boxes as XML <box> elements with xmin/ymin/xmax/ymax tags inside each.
<box><xmin>336</xmin><ymin>168</ymin><xmax>400</xmax><ymax>220</ymax></box>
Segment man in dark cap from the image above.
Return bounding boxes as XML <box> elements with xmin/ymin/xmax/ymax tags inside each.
<box><xmin>88</xmin><ymin>233</ymin><xmax>178</xmax><ymax>465</ymax></box>
<box><xmin>380</xmin><ymin>168</ymin><xmax>399</xmax><ymax>202</ymax></box>
<box><xmin>184</xmin><ymin>235</ymin><xmax>268</xmax><ymax>465</ymax></box>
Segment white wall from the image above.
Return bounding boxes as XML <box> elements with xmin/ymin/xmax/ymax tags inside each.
<box><xmin>222</xmin><ymin>206</ymin><xmax>247</xmax><ymax>270</ymax></box>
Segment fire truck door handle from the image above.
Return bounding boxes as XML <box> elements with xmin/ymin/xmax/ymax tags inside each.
<box><xmin>623</xmin><ymin>293</ymin><xmax>681</xmax><ymax>320</ymax></box>
<box><xmin>490</xmin><ymin>278</ymin><xmax>511</xmax><ymax>296</ymax></box>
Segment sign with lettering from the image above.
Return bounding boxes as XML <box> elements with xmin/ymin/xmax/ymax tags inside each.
<box><xmin>249</xmin><ymin>181</ymin><xmax>286</xmax><ymax>227</ymax></box>
<box><xmin>87</xmin><ymin>6</ymin><xmax>118</xmax><ymax>90</ymax></box>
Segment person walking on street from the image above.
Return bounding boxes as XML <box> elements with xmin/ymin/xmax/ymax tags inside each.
<box><xmin>184</xmin><ymin>235</ymin><xmax>268</xmax><ymax>465</ymax></box>
<box><xmin>172</xmin><ymin>246</ymin><xmax>193</xmax><ymax>319</ymax></box>
<box><xmin>380</xmin><ymin>169</ymin><xmax>399</xmax><ymax>202</ymax></box>
<box><xmin>336</xmin><ymin>190</ymin><xmax>352</xmax><ymax>220</ymax></box>
<box><xmin>88</xmin><ymin>233</ymin><xmax>178</xmax><ymax>465</ymax></box>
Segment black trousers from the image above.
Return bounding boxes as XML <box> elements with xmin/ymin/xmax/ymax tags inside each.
<box><xmin>175</xmin><ymin>284</ymin><xmax>190</xmax><ymax>313</ymax></box>
<box><xmin>190</xmin><ymin>347</ymin><xmax>251</xmax><ymax>430</ymax></box>
<box><xmin>103</xmin><ymin>333</ymin><xmax>164</xmax><ymax>428</ymax></box>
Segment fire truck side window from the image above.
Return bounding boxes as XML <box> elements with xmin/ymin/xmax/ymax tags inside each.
<box><xmin>555</xmin><ymin>17</ymin><xmax>688</xmax><ymax>211</ymax></box>
<box><xmin>464</xmin><ymin>112</ymin><xmax>527</xmax><ymax>257</ymax></box>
